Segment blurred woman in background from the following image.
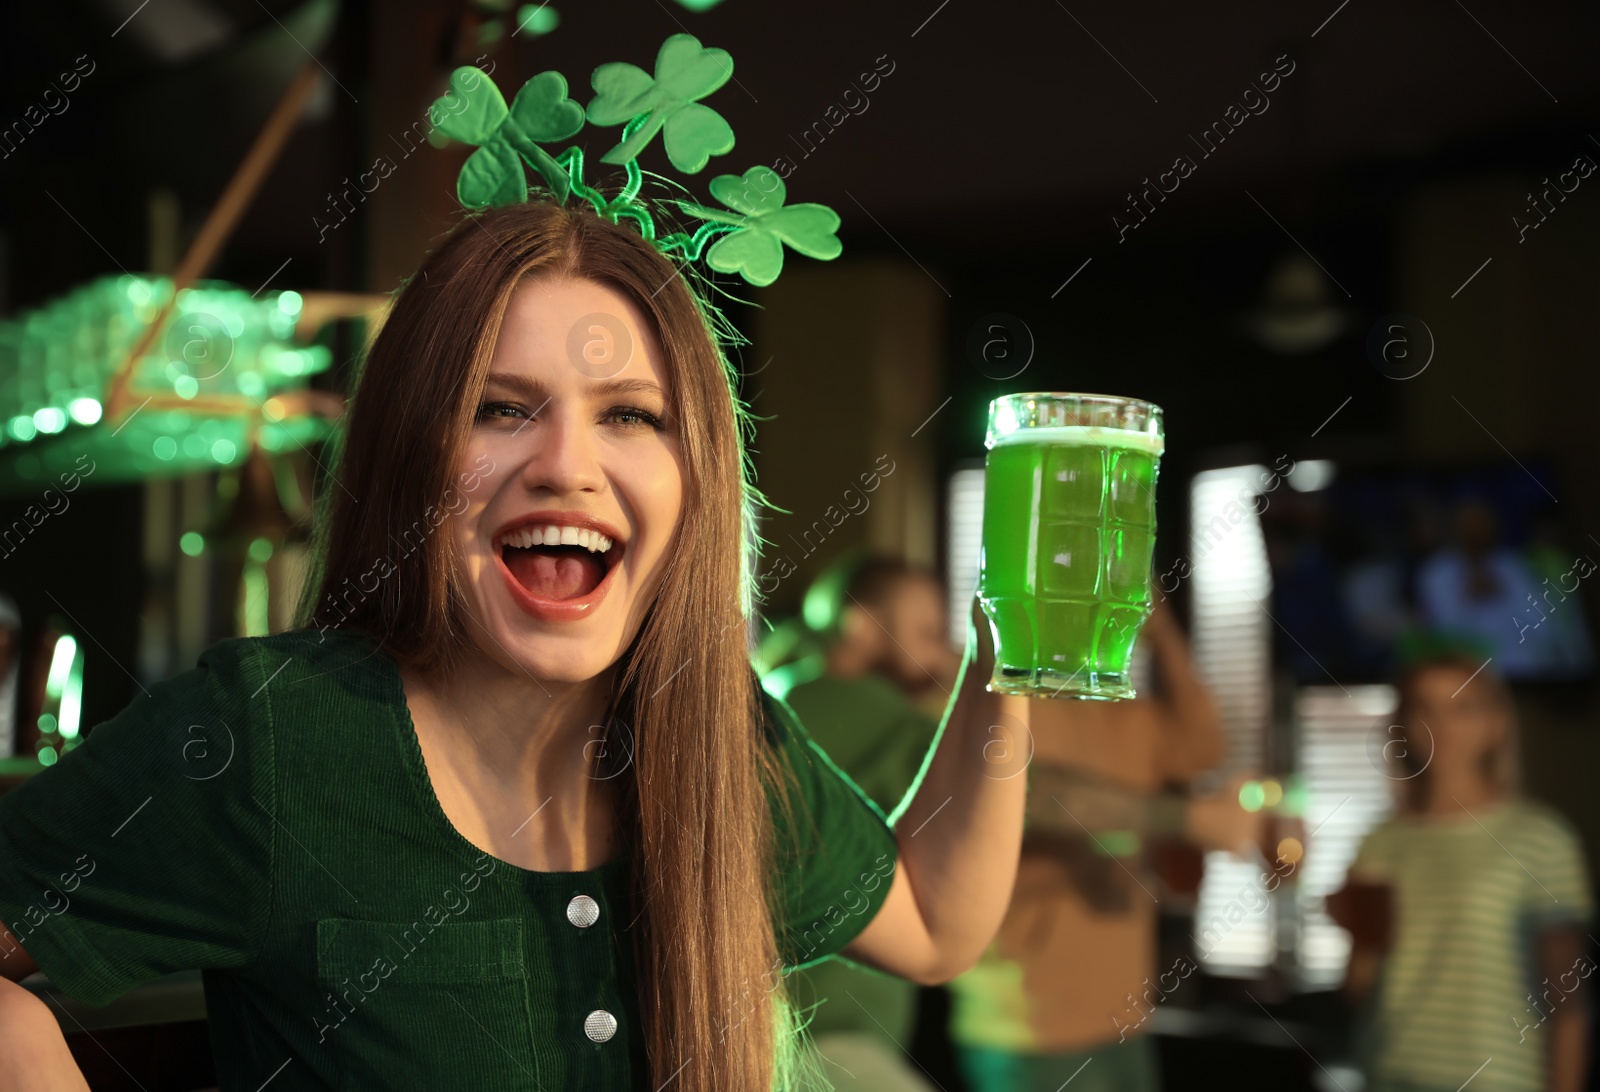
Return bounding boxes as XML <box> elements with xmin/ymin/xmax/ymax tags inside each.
<box><xmin>1330</xmin><ymin>643</ymin><xmax>1593</xmax><ymax>1092</ymax></box>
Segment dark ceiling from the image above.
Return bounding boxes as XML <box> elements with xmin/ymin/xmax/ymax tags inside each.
<box><xmin>3</xmin><ymin>0</ymin><xmax>1597</xmax><ymax>304</ymax></box>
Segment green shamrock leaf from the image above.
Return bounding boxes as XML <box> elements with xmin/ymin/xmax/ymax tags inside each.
<box><xmin>708</xmin><ymin>165</ymin><xmax>793</xmax><ymax>217</ymax></box>
<box><xmin>663</xmin><ymin>103</ymin><xmax>734</xmax><ymax>176</ymax></box>
<box><xmin>509</xmin><ymin>71</ymin><xmax>586</xmax><ymax>144</ymax></box>
<box><xmin>700</xmin><ymin>166</ymin><xmax>842</xmax><ymax>286</ymax></box>
<box><xmin>430</xmin><ymin>66</ymin><xmax>508</xmax><ymax>145</ymax></box>
<box><xmin>587</xmin><ymin>34</ymin><xmax>735</xmax><ymax>173</ymax></box>
<box><xmin>429</xmin><ymin>67</ymin><xmax>585</xmax><ymax>207</ymax></box>
<box><xmin>458</xmin><ymin>140</ymin><xmax>527</xmax><ymax>209</ymax></box>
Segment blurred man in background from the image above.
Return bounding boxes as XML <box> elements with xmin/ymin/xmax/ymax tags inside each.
<box><xmin>949</xmin><ymin>602</ymin><xmax>1271</xmax><ymax>1092</ymax></box>
<box><xmin>762</xmin><ymin>551</ymin><xmax>960</xmax><ymax>1092</ymax></box>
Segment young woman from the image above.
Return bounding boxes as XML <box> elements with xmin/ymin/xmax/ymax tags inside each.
<box><xmin>1329</xmin><ymin>648</ymin><xmax>1593</xmax><ymax>1092</ymax></box>
<box><xmin>0</xmin><ymin>201</ymin><xmax>1031</xmax><ymax>1091</ymax></box>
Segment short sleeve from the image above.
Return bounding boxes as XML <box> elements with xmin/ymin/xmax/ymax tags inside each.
<box><xmin>0</xmin><ymin>636</ymin><xmax>275</xmax><ymax>1006</ymax></box>
<box><xmin>758</xmin><ymin>686</ymin><xmax>898</xmax><ymax>971</ymax></box>
<box><xmin>1516</xmin><ymin>805</ymin><xmax>1594</xmax><ymax>929</ymax></box>
<box><xmin>782</xmin><ymin>674</ymin><xmax>939</xmax><ymax>818</ymax></box>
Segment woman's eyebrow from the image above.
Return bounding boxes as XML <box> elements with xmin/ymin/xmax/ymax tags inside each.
<box><xmin>593</xmin><ymin>377</ymin><xmax>667</xmax><ymax>401</ymax></box>
<box><xmin>483</xmin><ymin>373</ymin><xmax>666</xmax><ymax>401</ymax></box>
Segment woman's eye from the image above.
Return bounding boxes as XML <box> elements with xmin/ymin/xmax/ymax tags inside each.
<box><xmin>474</xmin><ymin>402</ymin><xmax>666</xmax><ymax>430</ymax></box>
<box><xmin>607</xmin><ymin>406</ymin><xmax>666</xmax><ymax>430</ymax></box>
<box><xmin>475</xmin><ymin>402</ymin><xmax>526</xmax><ymax>422</ymax></box>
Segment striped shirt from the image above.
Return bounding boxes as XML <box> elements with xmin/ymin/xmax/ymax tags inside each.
<box><xmin>1348</xmin><ymin>799</ymin><xmax>1594</xmax><ymax>1092</ymax></box>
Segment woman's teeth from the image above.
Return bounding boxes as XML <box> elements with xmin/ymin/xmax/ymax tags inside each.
<box><xmin>495</xmin><ymin>525</ymin><xmax>614</xmax><ymax>554</ymax></box>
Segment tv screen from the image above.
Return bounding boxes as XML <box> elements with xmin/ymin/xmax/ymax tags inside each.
<box><xmin>1259</xmin><ymin>457</ymin><xmax>1595</xmax><ymax>684</ymax></box>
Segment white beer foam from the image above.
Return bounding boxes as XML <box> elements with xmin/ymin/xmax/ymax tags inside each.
<box><xmin>989</xmin><ymin>424</ymin><xmax>1165</xmax><ymax>456</ymax></box>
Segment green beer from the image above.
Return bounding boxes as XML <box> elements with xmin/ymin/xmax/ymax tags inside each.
<box><xmin>980</xmin><ymin>394</ymin><xmax>1164</xmax><ymax>699</ymax></box>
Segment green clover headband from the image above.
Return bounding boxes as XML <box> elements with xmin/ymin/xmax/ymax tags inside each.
<box><xmin>428</xmin><ymin>34</ymin><xmax>843</xmax><ymax>287</ymax></box>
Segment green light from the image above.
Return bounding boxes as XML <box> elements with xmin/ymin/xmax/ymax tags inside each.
<box><xmin>68</xmin><ymin>397</ymin><xmax>102</xmax><ymax>425</ymax></box>
<box><xmin>179</xmin><ymin>531</ymin><xmax>205</xmax><ymax>557</ymax></box>
<box><xmin>0</xmin><ymin>274</ymin><xmax>343</xmax><ymax>485</ymax></box>
<box><xmin>59</xmin><ymin>652</ymin><xmax>82</xmax><ymax>740</ymax></box>
<box><xmin>1093</xmin><ymin>830</ymin><xmax>1141</xmax><ymax>857</ymax></box>
<box><xmin>1238</xmin><ymin>779</ymin><xmax>1266</xmax><ymax>813</ymax></box>
<box><xmin>1281</xmin><ymin>774</ymin><xmax>1308</xmax><ymax>819</ymax></box>
<box><xmin>801</xmin><ymin>557</ymin><xmax>858</xmax><ymax>634</ymax></box>
<box><xmin>44</xmin><ymin>635</ymin><xmax>77</xmax><ymax>700</ymax></box>
<box><xmin>212</xmin><ymin>439</ymin><xmax>237</xmax><ymax>464</ymax></box>
<box><xmin>38</xmin><ymin>713</ymin><xmax>58</xmax><ymax>735</ymax></box>
<box><xmin>515</xmin><ymin>4</ymin><xmax>560</xmax><ymax>33</ymax></box>
<box><xmin>759</xmin><ymin>666</ymin><xmax>795</xmax><ymax>702</ymax></box>
<box><xmin>242</xmin><ymin>563</ymin><xmax>270</xmax><ymax>636</ymax></box>
<box><xmin>33</xmin><ymin>407</ymin><xmax>67</xmax><ymax>434</ymax></box>
<box><xmin>248</xmin><ymin>536</ymin><xmax>274</xmax><ymax>563</ymax></box>
<box><xmin>37</xmin><ymin>746</ymin><xmax>58</xmax><ymax>767</ymax></box>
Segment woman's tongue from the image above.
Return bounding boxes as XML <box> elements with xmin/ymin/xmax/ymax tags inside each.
<box><xmin>505</xmin><ymin>546</ymin><xmax>605</xmax><ymax>600</ymax></box>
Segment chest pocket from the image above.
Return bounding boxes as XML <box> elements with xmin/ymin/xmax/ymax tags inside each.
<box><xmin>315</xmin><ymin>916</ymin><xmax>539</xmax><ymax>1091</ymax></box>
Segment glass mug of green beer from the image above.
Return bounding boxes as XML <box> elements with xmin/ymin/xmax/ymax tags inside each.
<box><xmin>979</xmin><ymin>392</ymin><xmax>1164</xmax><ymax>700</ymax></box>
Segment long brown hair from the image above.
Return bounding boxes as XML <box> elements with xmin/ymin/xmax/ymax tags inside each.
<box><xmin>294</xmin><ymin>201</ymin><xmax>803</xmax><ymax>1090</ymax></box>
<box><xmin>1389</xmin><ymin>651</ymin><xmax>1521</xmax><ymax>814</ymax></box>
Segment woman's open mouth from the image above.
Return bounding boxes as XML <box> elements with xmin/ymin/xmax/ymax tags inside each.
<box><xmin>493</xmin><ymin>521</ymin><xmax>626</xmax><ymax>620</ymax></box>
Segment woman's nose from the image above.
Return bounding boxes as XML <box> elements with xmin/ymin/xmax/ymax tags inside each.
<box><xmin>520</xmin><ymin>408</ymin><xmax>605</xmax><ymax>495</ymax></box>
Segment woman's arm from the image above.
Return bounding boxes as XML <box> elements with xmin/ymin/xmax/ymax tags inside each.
<box><xmin>0</xmin><ymin>926</ymin><xmax>88</xmax><ymax>1091</ymax></box>
<box><xmin>839</xmin><ymin>595</ymin><xmax>1028</xmax><ymax>985</ymax></box>
<box><xmin>1022</xmin><ymin>762</ymin><xmax>1188</xmax><ymax>841</ymax></box>
<box><xmin>1022</xmin><ymin>761</ymin><xmax>1272</xmax><ymax>860</ymax></box>
<box><xmin>1540</xmin><ymin>924</ymin><xmax>1590</xmax><ymax>1092</ymax></box>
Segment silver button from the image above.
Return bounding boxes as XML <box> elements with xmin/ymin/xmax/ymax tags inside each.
<box><xmin>566</xmin><ymin>894</ymin><xmax>599</xmax><ymax>928</ymax></box>
<box><xmin>584</xmin><ymin>1009</ymin><xmax>617</xmax><ymax>1043</ymax></box>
